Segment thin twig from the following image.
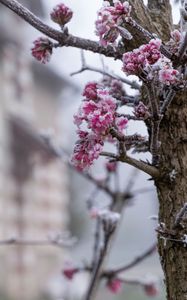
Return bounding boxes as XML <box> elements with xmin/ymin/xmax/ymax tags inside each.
<box><xmin>84</xmin><ymin>218</ymin><xmax>118</xmax><ymax>300</ymax></box>
<box><xmin>92</xmin><ymin>219</ymin><xmax>102</xmax><ymax>267</ymax></box>
<box><xmin>0</xmin><ymin>237</ymin><xmax>75</xmax><ymax>248</ymax></box>
<box><xmin>104</xmin><ymin>242</ymin><xmax>157</xmax><ymax>276</ymax></box>
<box><xmin>160</xmin><ymin>89</ymin><xmax>176</xmax><ymax>115</ymax></box>
<box><xmin>124</xmin><ymin>17</ymin><xmax>172</xmax><ymax>59</ymax></box>
<box><xmin>71</xmin><ymin>52</ymin><xmax>140</xmax><ymax>90</ymax></box>
<box><xmin>100</xmin><ymin>151</ymin><xmax>159</xmax><ymax>178</ymax></box>
<box><xmin>146</xmin><ymin>82</ymin><xmax>161</xmax><ymax>165</ymax></box>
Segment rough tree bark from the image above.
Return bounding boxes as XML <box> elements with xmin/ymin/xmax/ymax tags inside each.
<box><xmin>142</xmin><ymin>1</ymin><xmax>187</xmax><ymax>300</ymax></box>
<box><xmin>157</xmin><ymin>90</ymin><xmax>187</xmax><ymax>300</ymax></box>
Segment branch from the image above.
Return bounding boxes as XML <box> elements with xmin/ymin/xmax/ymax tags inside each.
<box><xmin>71</xmin><ymin>51</ymin><xmax>140</xmax><ymax>90</ymax></box>
<box><xmin>0</xmin><ymin>0</ymin><xmax>122</xmax><ymax>59</ymax></box>
<box><xmin>84</xmin><ymin>213</ymin><xmax>119</xmax><ymax>300</ymax></box>
<box><xmin>0</xmin><ymin>236</ymin><xmax>76</xmax><ymax>248</ymax></box>
<box><xmin>100</xmin><ymin>151</ymin><xmax>159</xmax><ymax>178</ymax></box>
<box><xmin>104</xmin><ymin>242</ymin><xmax>157</xmax><ymax>276</ymax></box>
<box><xmin>160</xmin><ymin>89</ymin><xmax>176</xmax><ymax>115</ymax></box>
<box><xmin>146</xmin><ymin>82</ymin><xmax>162</xmax><ymax>165</ymax></box>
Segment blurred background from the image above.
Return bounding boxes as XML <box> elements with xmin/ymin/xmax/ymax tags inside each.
<box><xmin>0</xmin><ymin>0</ymin><xmax>180</xmax><ymax>300</ymax></box>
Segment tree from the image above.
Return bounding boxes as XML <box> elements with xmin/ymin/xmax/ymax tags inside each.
<box><xmin>0</xmin><ymin>0</ymin><xmax>187</xmax><ymax>300</ymax></box>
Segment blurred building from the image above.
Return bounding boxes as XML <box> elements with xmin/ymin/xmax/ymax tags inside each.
<box><xmin>0</xmin><ymin>1</ymin><xmax>77</xmax><ymax>299</ymax></box>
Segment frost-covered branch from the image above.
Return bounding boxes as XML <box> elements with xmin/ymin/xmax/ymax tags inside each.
<box><xmin>0</xmin><ymin>0</ymin><xmax>122</xmax><ymax>59</ymax></box>
<box><xmin>71</xmin><ymin>51</ymin><xmax>140</xmax><ymax>90</ymax></box>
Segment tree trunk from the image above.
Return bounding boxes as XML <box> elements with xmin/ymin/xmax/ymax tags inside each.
<box><xmin>156</xmin><ymin>90</ymin><xmax>187</xmax><ymax>300</ymax></box>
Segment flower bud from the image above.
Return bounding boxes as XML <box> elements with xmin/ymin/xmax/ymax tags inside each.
<box><xmin>107</xmin><ymin>278</ymin><xmax>122</xmax><ymax>294</ymax></box>
<box><xmin>31</xmin><ymin>37</ymin><xmax>53</xmax><ymax>64</ymax></box>
<box><xmin>50</xmin><ymin>3</ymin><xmax>73</xmax><ymax>26</ymax></box>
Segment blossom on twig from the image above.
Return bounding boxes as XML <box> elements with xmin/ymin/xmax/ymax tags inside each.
<box><xmin>50</xmin><ymin>3</ymin><xmax>73</xmax><ymax>26</ymax></box>
<box><xmin>31</xmin><ymin>37</ymin><xmax>53</xmax><ymax>64</ymax></box>
<box><xmin>95</xmin><ymin>1</ymin><xmax>131</xmax><ymax>46</ymax></box>
<box><xmin>106</xmin><ymin>278</ymin><xmax>122</xmax><ymax>294</ymax></box>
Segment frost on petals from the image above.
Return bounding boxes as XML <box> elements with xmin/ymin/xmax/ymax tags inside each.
<box><xmin>134</xmin><ymin>101</ymin><xmax>149</xmax><ymax>119</ymax></box>
<box><xmin>166</xmin><ymin>30</ymin><xmax>182</xmax><ymax>55</ymax></box>
<box><xmin>71</xmin><ymin>131</ymin><xmax>104</xmax><ymax>171</ymax></box>
<box><xmin>31</xmin><ymin>37</ymin><xmax>53</xmax><ymax>64</ymax></box>
<box><xmin>82</xmin><ymin>82</ymin><xmax>98</xmax><ymax>100</ymax></box>
<box><xmin>75</xmin><ymin>88</ymin><xmax>117</xmax><ymax>136</ymax></box>
<box><xmin>107</xmin><ymin>278</ymin><xmax>122</xmax><ymax>294</ymax></box>
<box><xmin>159</xmin><ymin>68</ymin><xmax>179</xmax><ymax>85</ymax></box>
<box><xmin>72</xmin><ymin>81</ymin><xmax>129</xmax><ymax>171</ymax></box>
<box><xmin>95</xmin><ymin>1</ymin><xmax>131</xmax><ymax>46</ymax></box>
<box><xmin>50</xmin><ymin>3</ymin><xmax>73</xmax><ymax>26</ymax></box>
<box><xmin>122</xmin><ymin>39</ymin><xmax>161</xmax><ymax>75</ymax></box>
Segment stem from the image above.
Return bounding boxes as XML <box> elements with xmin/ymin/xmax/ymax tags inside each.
<box><xmin>146</xmin><ymin>82</ymin><xmax>161</xmax><ymax>165</ymax></box>
<box><xmin>84</xmin><ymin>223</ymin><xmax>117</xmax><ymax>300</ymax></box>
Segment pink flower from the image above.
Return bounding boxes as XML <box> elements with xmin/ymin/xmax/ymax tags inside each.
<box><xmin>112</xmin><ymin>1</ymin><xmax>131</xmax><ymax>21</ymax></box>
<box><xmin>106</xmin><ymin>161</ymin><xmax>117</xmax><ymax>172</ymax></box>
<box><xmin>144</xmin><ymin>283</ymin><xmax>159</xmax><ymax>297</ymax></box>
<box><xmin>50</xmin><ymin>3</ymin><xmax>73</xmax><ymax>26</ymax></box>
<box><xmin>63</xmin><ymin>264</ymin><xmax>77</xmax><ymax>280</ymax></box>
<box><xmin>159</xmin><ymin>68</ymin><xmax>179</xmax><ymax>85</ymax></box>
<box><xmin>134</xmin><ymin>102</ymin><xmax>149</xmax><ymax>119</ymax></box>
<box><xmin>95</xmin><ymin>1</ymin><xmax>131</xmax><ymax>46</ymax></box>
<box><xmin>171</xmin><ymin>30</ymin><xmax>182</xmax><ymax>43</ymax></box>
<box><xmin>74</xmin><ymin>88</ymin><xmax>116</xmax><ymax>135</ymax></box>
<box><xmin>71</xmin><ymin>132</ymin><xmax>104</xmax><ymax>171</ymax></box>
<box><xmin>107</xmin><ymin>278</ymin><xmax>122</xmax><ymax>294</ymax></box>
<box><xmin>115</xmin><ymin>116</ymin><xmax>128</xmax><ymax>133</ymax></box>
<box><xmin>31</xmin><ymin>37</ymin><xmax>53</xmax><ymax>64</ymax></box>
<box><xmin>83</xmin><ymin>82</ymin><xmax>98</xmax><ymax>100</ymax></box>
<box><xmin>122</xmin><ymin>39</ymin><xmax>161</xmax><ymax>75</ymax></box>
<box><xmin>72</xmin><ymin>83</ymin><xmax>121</xmax><ymax>171</ymax></box>
<box><xmin>166</xmin><ymin>30</ymin><xmax>182</xmax><ymax>55</ymax></box>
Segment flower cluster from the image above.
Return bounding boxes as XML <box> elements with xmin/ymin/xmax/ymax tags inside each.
<box><xmin>75</xmin><ymin>89</ymin><xmax>117</xmax><ymax>135</ymax></box>
<box><xmin>149</xmin><ymin>57</ymin><xmax>180</xmax><ymax>85</ymax></box>
<box><xmin>122</xmin><ymin>39</ymin><xmax>161</xmax><ymax>75</ymax></box>
<box><xmin>122</xmin><ymin>38</ymin><xmax>180</xmax><ymax>85</ymax></box>
<box><xmin>159</xmin><ymin>67</ymin><xmax>179</xmax><ymax>85</ymax></box>
<box><xmin>72</xmin><ymin>131</ymin><xmax>104</xmax><ymax>171</ymax></box>
<box><xmin>134</xmin><ymin>101</ymin><xmax>149</xmax><ymax>119</ymax></box>
<box><xmin>72</xmin><ymin>82</ymin><xmax>128</xmax><ymax>170</ymax></box>
<box><xmin>50</xmin><ymin>3</ymin><xmax>73</xmax><ymax>26</ymax></box>
<box><xmin>166</xmin><ymin>30</ymin><xmax>182</xmax><ymax>55</ymax></box>
<box><xmin>31</xmin><ymin>37</ymin><xmax>53</xmax><ymax>64</ymax></box>
<box><xmin>95</xmin><ymin>1</ymin><xmax>131</xmax><ymax>46</ymax></box>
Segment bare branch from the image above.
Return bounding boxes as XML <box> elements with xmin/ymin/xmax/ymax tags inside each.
<box><xmin>71</xmin><ymin>51</ymin><xmax>140</xmax><ymax>90</ymax></box>
<box><xmin>0</xmin><ymin>236</ymin><xmax>76</xmax><ymax>248</ymax></box>
<box><xmin>100</xmin><ymin>151</ymin><xmax>160</xmax><ymax>178</ymax></box>
<box><xmin>84</xmin><ymin>214</ymin><xmax>119</xmax><ymax>300</ymax></box>
<box><xmin>104</xmin><ymin>242</ymin><xmax>157</xmax><ymax>276</ymax></box>
<box><xmin>146</xmin><ymin>82</ymin><xmax>162</xmax><ymax>165</ymax></box>
<box><xmin>160</xmin><ymin>89</ymin><xmax>176</xmax><ymax>115</ymax></box>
